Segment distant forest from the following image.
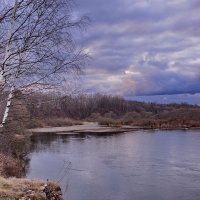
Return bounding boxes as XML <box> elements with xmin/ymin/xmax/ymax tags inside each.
<box><xmin>17</xmin><ymin>92</ymin><xmax>200</xmax><ymax>129</ymax></box>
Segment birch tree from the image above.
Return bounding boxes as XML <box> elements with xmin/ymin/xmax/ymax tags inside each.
<box><xmin>0</xmin><ymin>0</ymin><xmax>87</xmax><ymax>127</ymax></box>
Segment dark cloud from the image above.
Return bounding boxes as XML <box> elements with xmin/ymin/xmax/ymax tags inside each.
<box><xmin>75</xmin><ymin>0</ymin><xmax>200</xmax><ymax>96</ymax></box>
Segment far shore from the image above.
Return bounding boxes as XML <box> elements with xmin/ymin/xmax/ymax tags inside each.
<box><xmin>28</xmin><ymin>122</ymin><xmax>141</xmax><ymax>135</ymax></box>
<box><xmin>28</xmin><ymin>122</ymin><xmax>200</xmax><ymax>136</ymax></box>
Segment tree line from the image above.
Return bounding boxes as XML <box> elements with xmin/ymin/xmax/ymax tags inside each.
<box><xmin>22</xmin><ymin>92</ymin><xmax>200</xmax><ymax>129</ymax></box>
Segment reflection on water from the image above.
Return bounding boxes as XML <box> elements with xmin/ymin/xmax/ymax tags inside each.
<box><xmin>27</xmin><ymin>130</ymin><xmax>200</xmax><ymax>200</ymax></box>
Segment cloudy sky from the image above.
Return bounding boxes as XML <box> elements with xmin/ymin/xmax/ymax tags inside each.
<box><xmin>73</xmin><ymin>0</ymin><xmax>200</xmax><ymax>100</ymax></box>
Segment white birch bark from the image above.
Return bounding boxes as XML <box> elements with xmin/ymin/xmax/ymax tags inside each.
<box><xmin>1</xmin><ymin>86</ymin><xmax>14</xmax><ymax>126</ymax></box>
<box><xmin>0</xmin><ymin>0</ymin><xmax>18</xmax><ymax>127</ymax></box>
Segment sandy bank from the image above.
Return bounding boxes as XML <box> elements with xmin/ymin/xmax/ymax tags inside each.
<box><xmin>28</xmin><ymin>122</ymin><xmax>140</xmax><ymax>135</ymax></box>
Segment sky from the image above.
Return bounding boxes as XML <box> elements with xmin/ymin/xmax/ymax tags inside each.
<box><xmin>1</xmin><ymin>0</ymin><xmax>200</xmax><ymax>104</ymax></box>
<box><xmin>73</xmin><ymin>0</ymin><xmax>200</xmax><ymax>102</ymax></box>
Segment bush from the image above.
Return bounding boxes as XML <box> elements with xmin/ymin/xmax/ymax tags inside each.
<box><xmin>98</xmin><ymin>117</ymin><xmax>122</xmax><ymax>126</ymax></box>
<box><xmin>26</xmin><ymin>119</ymin><xmax>46</xmax><ymax>129</ymax></box>
<box><xmin>2</xmin><ymin>156</ymin><xmax>23</xmax><ymax>178</ymax></box>
<box><xmin>104</xmin><ymin>111</ymin><xmax>117</xmax><ymax>119</ymax></box>
<box><xmin>10</xmin><ymin>135</ymin><xmax>29</xmax><ymax>159</ymax></box>
<box><xmin>89</xmin><ymin>113</ymin><xmax>102</xmax><ymax>120</ymax></box>
<box><xmin>122</xmin><ymin>112</ymin><xmax>141</xmax><ymax>125</ymax></box>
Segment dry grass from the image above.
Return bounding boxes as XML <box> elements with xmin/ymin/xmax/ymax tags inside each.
<box><xmin>98</xmin><ymin>117</ymin><xmax>123</xmax><ymax>127</ymax></box>
<box><xmin>0</xmin><ymin>153</ymin><xmax>23</xmax><ymax>178</ymax></box>
<box><xmin>0</xmin><ymin>177</ymin><xmax>62</xmax><ymax>200</ymax></box>
<box><xmin>27</xmin><ymin>118</ymin><xmax>82</xmax><ymax>128</ymax></box>
<box><xmin>97</xmin><ymin>116</ymin><xmax>200</xmax><ymax>129</ymax></box>
<box><xmin>0</xmin><ymin>153</ymin><xmax>7</xmax><ymax>176</ymax></box>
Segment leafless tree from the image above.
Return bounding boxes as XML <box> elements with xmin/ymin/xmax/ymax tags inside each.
<box><xmin>0</xmin><ymin>0</ymin><xmax>88</xmax><ymax>126</ymax></box>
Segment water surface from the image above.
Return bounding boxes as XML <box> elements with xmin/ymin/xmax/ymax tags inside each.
<box><xmin>27</xmin><ymin>130</ymin><xmax>200</xmax><ymax>200</ymax></box>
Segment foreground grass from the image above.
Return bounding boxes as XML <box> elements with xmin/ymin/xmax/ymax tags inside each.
<box><xmin>0</xmin><ymin>177</ymin><xmax>62</xmax><ymax>200</ymax></box>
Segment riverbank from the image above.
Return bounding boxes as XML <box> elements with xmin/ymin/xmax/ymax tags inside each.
<box><xmin>0</xmin><ymin>130</ymin><xmax>64</xmax><ymax>200</ymax></box>
<box><xmin>28</xmin><ymin>122</ymin><xmax>141</xmax><ymax>135</ymax></box>
<box><xmin>0</xmin><ymin>177</ymin><xmax>62</xmax><ymax>200</ymax></box>
<box><xmin>28</xmin><ymin>121</ymin><xmax>200</xmax><ymax>136</ymax></box>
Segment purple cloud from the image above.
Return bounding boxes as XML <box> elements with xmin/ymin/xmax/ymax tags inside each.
<box><xmin>74</xmin><ymin>0</ymin><xmax>200</xmax><ymax>96</ymax></box>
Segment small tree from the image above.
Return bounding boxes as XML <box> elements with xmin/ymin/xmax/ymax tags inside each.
<box><xmin>0</xmin><ymin>0</ymin><xmax>88</xmax><ymax>126</ymax></box>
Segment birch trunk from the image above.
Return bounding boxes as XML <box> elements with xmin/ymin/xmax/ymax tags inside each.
<box><xmin>0</xmin><ymin>0</ymin><xmax>18</xmax><ymax>127</ymax></box>
<box><xmin>1</xmin><ymin>87</ymin><xmax>14</xmax><ymax>126</ymax></box>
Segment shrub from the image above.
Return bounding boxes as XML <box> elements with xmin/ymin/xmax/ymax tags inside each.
<box><xmin>98</xmin><ymin>117</ymin><xmax>122</xmax><ymax>126</ymax></box>
<box><xmin>104</xmin><ymin>111</ymin><xmax>117</xmax><ymax>119</ymax></box>
<box><xmin>2</xmin><ymin>156</ymin><xmax>23</xmax><ymax>178</ymax></box>
<box><xmin>122</xmin><ymin>112</ymin><xmax>141</xmax><ymax>125</ymax></box>
<box><xmin>26</xmin><ymin>119</ymin><xmax>46</xmax><ymax>129</ymax></box>
<box><xmin>89</xmin><ymin>113</ymin><xmax>102</xmax><ymax>120</ymax></box>
<box><xmin>10</xmin><ymin>135</ymin><xmax>29</xmax><ymax>159</ymax></box>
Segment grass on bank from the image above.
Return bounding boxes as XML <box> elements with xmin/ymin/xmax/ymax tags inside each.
<box><xmin>27</xmin><ymin>118</ymin><xmax>83</xmax><ymax>129</ymax></box>
<box><xmin>0</xmin><ymin>177</ymin><xmax>62</xmax><ymax>200</ymax></box>
<box><xmin>97</xmin><ymin>117</ymin><xmax>200</xmax><ymax>129</ymax></box>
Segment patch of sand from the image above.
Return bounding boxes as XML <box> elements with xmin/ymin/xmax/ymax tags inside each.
<box><xmin>28</xmin><ymin>122</ymin><xmax>140</xmax><ymax>135</ymax></box>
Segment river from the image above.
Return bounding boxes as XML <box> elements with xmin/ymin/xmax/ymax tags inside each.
<box><xmin>26</xmin><ymin>130</ymin><xmax>200</xmax><ymax>200</ymax></box>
